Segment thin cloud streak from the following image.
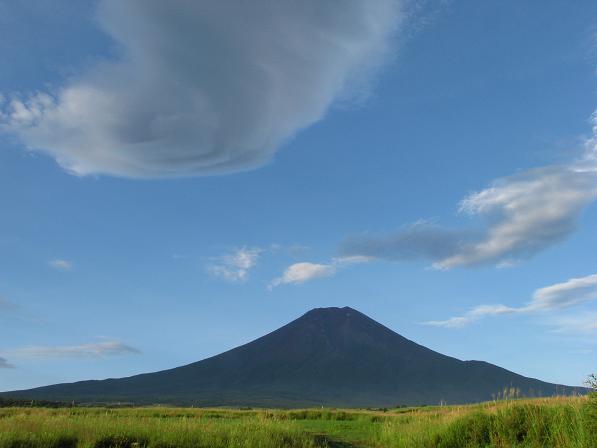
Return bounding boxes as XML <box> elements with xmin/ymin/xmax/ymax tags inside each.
<box><xmin>8</xmin><ymin>341</ymin><xmax>141</xmax><ymax>359</ymax></box>
<box><xmin>426</xmin><ymin>273</ymin><xmax>597</xmax><ymax>328</ymax></box>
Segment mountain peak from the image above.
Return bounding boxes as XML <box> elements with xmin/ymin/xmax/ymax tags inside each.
<box><xmin>304</xmin><ymin>306</ymin><xmax>357</xmax><ymax>316</ymax></box>
<box><xmin>298</xmin><ymin>306</ymin><xmax>369</xmax><ymax>328</ymax></box>
<box><xmin>1</xmin><ymin>307</ymin><xmax>582</xmax><ymax>407</ymax></box>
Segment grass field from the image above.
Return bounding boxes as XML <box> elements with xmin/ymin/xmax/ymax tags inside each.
<box><xmin>0</xmin><ymin>395</ymin><xmax>595</xmax><ymax>447</ymax></box>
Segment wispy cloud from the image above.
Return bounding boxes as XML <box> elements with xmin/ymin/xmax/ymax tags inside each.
<box><xmin>269</xmin><ymin>256</ymin><xmax>370</xmax><ymax>289</ymax></box>
<box><xmin>0</xmin><ymin>298</ymin><xmax>18</xmax><ymax>312</ymax></box>
<box><xmin>208</xmin><ymin>247</ymin><xmax>263</xmax><ymax>282</ymax></box>
<box><xmin>426</xmin><ymin>273</ymin><xmax>597</xmax><ymax>328</ymax></box>
<box><xmin>341</xmin><ymin>111</ymin><xmax>597</xmax><ymax>269</ymax></box>
<box><xmin>8</xmin><ymin>341</ymin><xmax>141</xmax><ymax>359</ymax></box>
<box><xmin>0</xmin><ymin>0</ymin><xmax>402</xmax><ymax>178</ymax></box>
<box><xmin>550</xmin><ymin>312</ymin><xmax>597</xmax><ymax>335</ymax></box>
<box><xmin>0</xmin><ymin>357</ymin><xmax>15</xmax><ymax>369</ymax></box>
<box><xmin>49</xmin><ymin>259</ymin><xmax>73</xmax><ymax>271</ymax></box>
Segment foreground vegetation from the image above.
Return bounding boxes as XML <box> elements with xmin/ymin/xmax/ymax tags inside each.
<box><xmin>0</xmin><ymin>395</ymin><xmax>595</xmax><ymax>447</ymax></box>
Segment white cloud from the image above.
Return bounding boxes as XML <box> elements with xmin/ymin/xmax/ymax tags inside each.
<box><xmin>436</xmin><ymin>167</ymin><xmax>597</xmax><ymax>269</ymax></box>
<box><xmin>530</xmin><ymin>274</ymin><xmax>597</xmax><ymax>311</ymax></box>
<box><xmin>0</xmin><ymin>357</ymin><xmax>15</xmax><ymax>369</ymax></box>
<box><xmin>269</xmin><ymin>262</ymin><xmax>336</xmax><ymax>289</ymax></box>
<box><xmin>426</xmin><ymin>273</ymin><xmax>597</xmax><ymax>328</ymax></box>
<box><xmin>208</xmin><ymin>247</ymin><xmax>262</xmax><ymax>282</ymax></box>
<box><xmin>49</xmin><ymin>259</ymin><xmax>73</xmax><ymax>271</ymax></box>
<box><xmin>342</xmin><ymin>111</ymin><xmax>597</xmax><ymax>269</ymax></box>
<box><xmin>0</xmin><ymin>0</ymin><xmax>402</xmax><ymax>178</ymax></box>
<box><xmin>8</xmin><ymin>340</ymin><xmax>140</xmax><ymax>359</ymax></box>
<box><xmin>269</xmin><ymin>255</ymin><xmax>370</xmax><ymax>289</ymax></box>
<box><xmin>426</xmin><ymin>305</ymin><xmax>518</xmax><ymax>328</ymax></box>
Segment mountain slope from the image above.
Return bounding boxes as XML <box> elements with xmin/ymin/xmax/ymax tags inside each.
<box><xmin>0</xmin><ymin>307</ymin><xmax>583</xmax><ymax>407</ymax></box>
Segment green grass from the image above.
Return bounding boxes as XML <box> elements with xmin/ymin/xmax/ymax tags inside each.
<box><xmin>0</xmin><ymin>396</ymin><xmax>594</xmax><ymax>447</ymax></box>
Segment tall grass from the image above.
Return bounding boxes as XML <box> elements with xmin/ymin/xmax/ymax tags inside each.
<box><xmin>0</xmin><ymin>396</ymin><xmax>594</xmax><ymax>447</ymax></box>
<box><xmin>0</xmin><ymin>408</ymin><xmax>323</xmax><ymax>448</ymax></box>
<box><xmin>374</xmin><ymin>397</ymin><xmax>595</xmax><ymax>447</ymax></box>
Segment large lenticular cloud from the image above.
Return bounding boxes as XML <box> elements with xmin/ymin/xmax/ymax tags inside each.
<box><xmin>0</xmin><ymin>0</ymin><xmax>401</xmax><ymax>177</ymax></box>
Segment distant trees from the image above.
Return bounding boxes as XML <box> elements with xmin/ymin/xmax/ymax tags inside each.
<box><xmin>585</xmin><ymin>374</ymin><xmax>597</xmax><ymax>392</ymax></box>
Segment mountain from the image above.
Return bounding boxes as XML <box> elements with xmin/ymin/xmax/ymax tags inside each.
<box><xmin>0</xmin><ymin>307</ymin><xmax>584</xmax><ymax>407</ymax></box>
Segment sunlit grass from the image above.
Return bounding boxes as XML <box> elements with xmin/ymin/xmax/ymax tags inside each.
<box><xmin>0</xmin><ymin>395</ymin><xmax>594</xmax><ymax>447</ymax></box>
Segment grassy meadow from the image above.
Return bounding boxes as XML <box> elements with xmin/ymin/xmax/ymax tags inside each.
<box><xmin>0</xmin><ymin>395</ymin><xmax>595</xmax><ymax>448</ymax></box>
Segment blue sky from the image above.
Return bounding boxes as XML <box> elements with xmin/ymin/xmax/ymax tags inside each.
<box><xmin>1</xmin><ymin>0</ymin><xmax>596</xmax><ymax>390</ymax></box>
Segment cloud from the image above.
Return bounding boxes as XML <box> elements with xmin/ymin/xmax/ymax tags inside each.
<box><xmin>0</xmin><ymin>298</ymin><xmax>18</xmax><ymax>312</ymax></box>
<box><xmin>269</xmin><ymin>255</ymin><xmax>370</xmax><ymax>289</ymax></box>
<box><xmin>49</xmin><ymin>259</ymin><xmax>73</xmax><ymax>271</ymax></box>
<box><xmin>0</xmin><ymin>0</ymin><xmax>401</xmax><ymax>178</ymax></box>
<box><xmin>269</xmin><ymin>262</ymin><xmax>336</xmax><ymax>289</ymax></box>
<box><xmin>341</xmin><ymin>221</ymin><xmax>470</xmax><ymax>263</ymax></box>
<box><xmin>0</xmin><ymin>357</ymin><xmax>15</xmax><ymax>369</ymax></box>
<box><xmin>530</xmin><ymin>274</ymin><xmax>597</xmax><ymax>310</ymax></box>
<box><xmin>550</xmin><ymin>312</ymin><xmax>597</xmax><ymax>335</ymax></box>
<box><xmin>426</xmin><ymin>273</ymin><xmax>597</xmax><ymax>328</ymax></box>
<box><xmin>208</xmin><ymin>247</ymin><xmax>262</xmax><ymax>282</ymax></box>
<box><xmin>8</xmin><ymin>341</ymin><xmax>140</xmax><ymax>359</ymax></box>
<box><xmin>341</xmin><ymin>112</ymin><xmax>597</xmax><ymax>269</ymax></box>
<box><xmin>426</xmin><ymin>305</ymin><xmax>519</xmax><ymax>328</ymax></box>
<box><xmin>437</xmin><ymin>167</ymin><xmax>597</xmax><ymax>269</ymax></box>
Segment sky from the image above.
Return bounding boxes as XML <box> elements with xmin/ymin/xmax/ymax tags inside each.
<box><xmin>0</xmin><ymin>0</ymin><xmax>596</xmax><ymax>391</ymax></box>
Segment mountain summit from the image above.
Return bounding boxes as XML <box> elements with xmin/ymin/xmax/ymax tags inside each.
<box><xmin>1</xmin><ymin>307</ymin><xmax>582</xmax><ymax>407</ymax></box>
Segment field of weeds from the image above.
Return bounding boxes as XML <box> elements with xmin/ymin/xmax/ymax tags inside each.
<box><xmin>0</xmin><ymin>395</ymin><xmax>595</xmax><ymax>447</ymax></box>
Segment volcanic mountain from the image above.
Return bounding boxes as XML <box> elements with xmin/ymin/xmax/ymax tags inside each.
<box><xmin>1</xmin><ymin>307</ymin><xmax>583</xmax><ymax>407</ymax></box>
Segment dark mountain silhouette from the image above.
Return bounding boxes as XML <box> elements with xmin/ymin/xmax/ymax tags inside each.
<box><xmin>1</xmin><ymin>307</ymin><xmax>584</xmax><ymax>407</ymax></box>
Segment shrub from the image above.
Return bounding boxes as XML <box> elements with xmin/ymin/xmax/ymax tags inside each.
<box><xmin>0</xmin><ymin>435</ymin><xmax>77</xmax><ymax>448</ymax></box>
<box><xmin>94</xmin><ymin>435</ymin><xmax>149</xmax><ymax>448</ymax></box>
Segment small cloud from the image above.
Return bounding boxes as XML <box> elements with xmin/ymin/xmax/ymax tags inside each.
<box><xmin>425</xmin><ymin>316</ymin><xmax>474</xmax><ymax>329</ymax></box>
<box><xmin>49</xmin><ymin>259</ymin><xmax>73</xmax><ymax>271</ymax></box>
<box><xmin>0</xmin><ymin>357</ymin><xmax>15</xmax><ymax>369</ymax></box>
<box><xmin>8</xmin><ymin>340</ymin><xmax>140</xmax><ymax>359</ymax></box>
<box><xmin>269</xmin><ymin>256</ymin><xmax>370</xmax><ymax>289</ymax></box>
<box><xmin>425</xmin><ymin>273</ymin><xmax>597</xmax><ymax>329</ymax></box>
<box><xmin>496</xmin><ymin>259</ymin><xmax>520</xmax><ymax>269</ymax></box>
<box><xmin>269</xmin><ymin>262</ymin><xmax>336</xmax><ymax>289</ymax></box>
<box><xmin>207</xmin><ymin>247</ymin><xmax>262</xmax><ymax>282</ymax></box>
